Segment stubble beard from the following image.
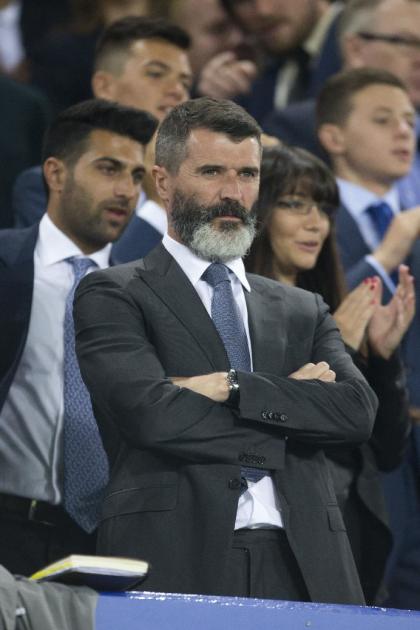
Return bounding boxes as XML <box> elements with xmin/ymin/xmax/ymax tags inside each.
<box><xmin>170</xmin><ymin>189</ymin><xmax>256</xmax><ymax>263</ymax></box>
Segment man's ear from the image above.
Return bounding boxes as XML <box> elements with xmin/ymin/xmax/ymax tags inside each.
<box><xmin>152</xmin><ymin>165</ymin><xmax>172</xmax><ymax>204</ymax></box>
<box><xmin>318</xmin><ymin>123</ymin><xmax>346</xmax><ymax>156</ymax></box>
<box><xmin>43</xmin><ymin>157</ymin><xmax>67</xmax><ymax>193</ymax></box>
<box><xmin>91</xmin><ymin>70</ymin><xmax>116</xmax><ymax>100</ymax></box>
<box><xmin>342</xmin><ymin>34</ymin><xmax>367</xmax><ymax>69</ymax></box>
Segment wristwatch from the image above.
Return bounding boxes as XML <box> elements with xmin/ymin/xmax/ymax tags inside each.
<box><xmin>226</xmin><ymin>369</ymin><xmax>240</xmax><ymax>407</ymax></box>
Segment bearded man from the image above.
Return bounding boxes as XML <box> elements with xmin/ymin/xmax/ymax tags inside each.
<box><xmin>73</xmin><ymin>97</ymin><xmax>377</xmax><ymax>604</ymax></box>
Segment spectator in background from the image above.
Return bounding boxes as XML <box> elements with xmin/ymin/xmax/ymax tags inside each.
<box><xmin>0</xmin><ymin>99</ymin><xmax>157</xmax><ymax>577</ymax></box>
<box><xmin>161</xmin><ymin>0</ymin><xmax>258</xmax><ymax>99</ymax></box>
<box><xmin>0</xmin><ymin>75</ymin><xmax>51</xmax><ymax>228</ymax></box>
<box><xmin>13</xmin><ymin>17</ymin><xmax>193</xmax><ymax>262</ymax></box>
<box><xmin>166</xmin><ymin>0</ymin><xmax>248</xmax><ymax>78</ymax></box>
<box><xmin>208</xmin><ymin>0</ymin><xmax>343</xmax><ymax>123</ymax></box>
<box><xmin>28</xmin><ymin>0</ymin><xmax>152</xmax><ymax>113</ymax></box>
<box><xmin>245</xmin><ymin>144</ymin><xmax>413</xmax><ymax>604</ymax></box>
<box><xmin>0</xmin><ymin>0</ymin><xmax>70</xmax><ymax>81</ymax></box>
<box><xmin>264</xmin><ymin>0</ymin><xmax>420</xmax><ymax>208</ymax></box>
<box><xmin>317</xmin><ymin>67</ymin><xmax>420</xmax><ymax>609</ymax></box>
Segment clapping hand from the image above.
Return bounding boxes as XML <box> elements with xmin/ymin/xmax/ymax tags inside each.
<box><xmin>368</xmin><ymin>265</ymin><xmax>415</xmax><ymax>359</ymax></box>
<box><xmin>332</xmin><ymin>278</ymin><xmax>379</xmax><ymax>351</ymax></box>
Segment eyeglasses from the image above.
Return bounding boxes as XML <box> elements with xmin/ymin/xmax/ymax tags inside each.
<box><xmin>358</xmin><ymin>31</ymin><xmax>420</xmax><ymax>53</ymax></box>
<box><xmin>276</xmin><ymin>198</ymin><xmax>334</xmax><ymax>217</ymax></box>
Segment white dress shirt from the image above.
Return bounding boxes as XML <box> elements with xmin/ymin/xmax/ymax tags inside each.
<box><xmin>136</xmin><ymin>193</ymin><xmax>167</xmax><ymax>235</ymax></box>
<box><xmin>162</xmin><ymin>233</ymin><xmax>283</xmax><ymax>529</ymax></box>
<box><xmin>0</xmin><ymin>214</ymin><xmax>111</xmax><ymax>503</ymax></box>
<box><xmin>337</xmin><ymin>178</ymin><xmax>400</xmax><ymax>294</ymax></box>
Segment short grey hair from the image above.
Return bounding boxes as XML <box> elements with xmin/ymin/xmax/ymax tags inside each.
<box><xmin>155</xmin><ymin>97</ymin><xmax>262</xmax><ymax>174</ymax></box>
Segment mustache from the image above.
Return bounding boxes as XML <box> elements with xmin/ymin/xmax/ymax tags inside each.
<box><xmin>206</xmin><ymin>200</ymin><xmax>250</xmax><ymax>222</ymax></box>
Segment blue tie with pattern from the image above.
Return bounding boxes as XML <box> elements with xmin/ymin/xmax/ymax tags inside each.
<box><xmin>63</xmin><ymin>257</ymin><xmax>109</xmax><ymax>533</ymax></box>
<box><xmin>366</xmin><ymin>201</ymin><xmax>394</xmax><ymax>239</ymax></box>
<box><xmin>366</xmin><ymin>201</ymin><xmax>399</xmax><ymax>284</ymax></box>
<box><xmin>202</xmin><ymin>263</ymin><xmax>268</xmax><ymax>489</ymax></box>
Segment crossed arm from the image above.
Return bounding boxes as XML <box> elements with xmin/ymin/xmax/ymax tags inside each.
<box><xmin>74</xmin><ymin>273</ymin><xmax>377</xmax><ymax>465</ymax></box>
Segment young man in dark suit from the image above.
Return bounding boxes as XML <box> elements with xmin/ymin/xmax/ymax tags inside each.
<box><xmin>317</xmin><ymin>67</ymin><xmax>420</xmax><ymax>610</ymax></box>
<box><xmin>74</xmin><ymin>97</ymin><xmax>377</xmax><ymax>603</ymax></box>
<box><xmin>0</xmin><ymin>99</ymin><xmax>157</xmax><ymax>576</ymax></box>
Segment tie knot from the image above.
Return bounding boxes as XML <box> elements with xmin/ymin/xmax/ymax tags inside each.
<box><xmin>202</xmin><ymin>263</ymin><xmax>230</xmax><ymax>288</ymax></box>
<box><xmin>365</xmin><ymin>201</ymin><xmax>394</xmax><ymax>239</ymax></box>
<box><xmin>67</xmin><ymin>257</ymin><xmax>96</xmax><ymax>282</ymax></box>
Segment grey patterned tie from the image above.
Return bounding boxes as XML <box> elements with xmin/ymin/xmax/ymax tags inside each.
<box><xmin>202</xmin><ymin>263</ymin><xmax>268</xmax><ymax>489</ymax></box>
<box><xmin>63</xmin><ymin>257</ymin><xmax>109</xmax><ymax>533</ymax></box>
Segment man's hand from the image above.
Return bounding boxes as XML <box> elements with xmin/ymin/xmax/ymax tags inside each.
<box><xmin>373</xmin><ymin>206</ymin><xmax>420</xmax><ymax>272</ymax></box>
<box><xmin>197</xmin><ymin>51</ymin><xmax>258</xmax><ymax>100</ymax></box>
<box><xmin>368</xmin><ymin>265</ymin><xmax>415</xmax><ymax>359</ymax></box>
<box><xmin>171</xmin><ymin>373</ymin><xmax>229</xmax><ymax>402</ymax></box>
<box><xmin>332</xmin><ymin>277</ymin><xmax>378</xmax><ymax>351</ymax></box>
<box><xmin>289</xmin><ymin>362</ymin><xmax>336</xmax><ymax>382</ymax></box>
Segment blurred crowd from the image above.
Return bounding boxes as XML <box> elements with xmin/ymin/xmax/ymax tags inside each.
<box><xmin>1</xmin><ymin>0</ymin><xmax>420</xmax><ymax>613</ymax></box>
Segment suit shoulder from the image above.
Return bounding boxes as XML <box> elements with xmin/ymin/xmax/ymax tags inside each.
<box><xmin>0</xmin><ymin>225</ymin><xmax>38</xmax><ymax>265</ymax></box>
<box><xmin>247</xmin><ymin>272</ymin><xmax>321</xmax><ymax>307</ymax></box>
<box><xmin>80</xmin><ymin>259</ymin><xmax>144</xmax><ymax>291</ymax></box>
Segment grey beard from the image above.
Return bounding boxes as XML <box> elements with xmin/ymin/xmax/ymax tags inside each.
<box><xmin>189</xmin><ymin>220</ymin><xmax>255</xmax><ymax>263</ymax></box>
<box><xmin>171</xmin><ymin>191</ymin><xmax>256</xmax><ymax>263</ymax></box>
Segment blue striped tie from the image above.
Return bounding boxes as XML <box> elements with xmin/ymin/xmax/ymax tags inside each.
<box><xmin>63</xmin><ymin>257</ymin><xmax>109</xmax><ymax>532</ymax></box>
<box><xmin>202</xmin><ymin>263</ymin><xmax>268</xmax><ymax>490</ymax></box>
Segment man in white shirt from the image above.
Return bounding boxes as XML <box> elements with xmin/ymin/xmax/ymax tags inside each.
<box><xmin>74</xmin><ymin>97</ymin><xmax>377</xmax><ymax>603</ymax></box>
<box><xmin>0</xmin><ymin>98</ymin><xmax>157</xmax><ymax>575</ymax></box>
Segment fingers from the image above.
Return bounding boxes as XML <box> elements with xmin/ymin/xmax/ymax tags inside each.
<box><xmin>197</xmin><ymin>53</ymin><xmax>257</xmax><ymax>99</ymax></box>
<box><xmin>289</xmin><ymin>362</ymin><xmax>336</xmax><ymax>382</ymax></box>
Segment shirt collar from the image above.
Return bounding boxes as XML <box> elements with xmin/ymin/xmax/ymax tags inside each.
<box><xmin>162</xmin><ymin>232</ymin><xmax>251</xmax><ymax>292</ymax></box>
<box><xmin>303</xmin><ymin>2</ymin><xmax>342</xmax><ymax>58</ymax></box>
<box><xmin>36</xmin><ymin>213</ymin><xmax>112</xmax><ymax>269</ymax></box>
<box><xmin>336</xmin><ymin>178</ymin><xmax>400</xmax><ymax>216</ymax></box>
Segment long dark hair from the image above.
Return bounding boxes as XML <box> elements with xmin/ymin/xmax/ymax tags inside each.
<box><xmin>245</xmin><ymin>145</ymin><xmax>347</xmax><ymax>312</ymax></box>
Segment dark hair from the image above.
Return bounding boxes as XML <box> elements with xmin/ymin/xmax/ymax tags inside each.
<box><xmin>42</xmin><ymin>98</ymin><xmax>158</xmax><ymax>165</ymax></box>
<box><xmin>316</xmin><ymin>67</ymin><xmax>408</xmax><ymax>129</ymax></box>
<box><xmin>155</xmin><ymin>96</ymin><xmax>262</xmax><ymax>174</ymax></box>
<box><xmin>245</xmin><ymin>145</ymin><xmax>346</xmax><ymax>311</ymax></box>
<box><xmin>94</xmin><ymin>16</ymin><xmax>190</xmax><ymax>73</ymax></box>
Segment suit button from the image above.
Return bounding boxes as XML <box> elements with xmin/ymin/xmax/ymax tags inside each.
<box><xmin>280</xmin><ymin>413</ymin><xmax>288</xmax><ymax>422</ymax></box>
<box><xmin>261</xmin><ymin>411</ymin><xmax>268</xmax><ymax>420</ymax></box>
<box><xmin>228</xmin><ymin>478</ymin><xmax>241</xmax><ymax>490</ymax></box>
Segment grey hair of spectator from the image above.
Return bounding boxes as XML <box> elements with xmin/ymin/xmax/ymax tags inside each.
<box><xmin>338</xmin><ymin>0</ymin><xmax>420</xmax><ymax>45</ymax></box>
<box><xmin>155</xmin><ymin>96</ymin><xmax>262</xmax><ymax>174</ymax></box>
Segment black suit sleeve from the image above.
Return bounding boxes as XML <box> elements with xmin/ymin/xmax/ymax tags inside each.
<box><xmin>238</xmin><ymin>294</ymin><xmax>377</xmax><ymax>445</ymax></box>
<box><xmin>74</xmin><ymin>273</ymin><xmax>284</xmax><ymax>469</ymax></box>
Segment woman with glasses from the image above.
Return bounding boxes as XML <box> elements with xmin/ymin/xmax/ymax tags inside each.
<box><xmin>245</xmin><ymin>144</ymin><xmax>414</xmax><ymax>605</ymax></box>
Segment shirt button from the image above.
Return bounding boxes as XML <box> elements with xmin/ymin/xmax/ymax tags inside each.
<box><xmin>228</xmin><ymin>478</ymin><xmax>241</xmax><ymax>490</ymax></box>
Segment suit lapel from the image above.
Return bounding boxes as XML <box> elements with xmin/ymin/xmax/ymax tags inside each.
<box><xmin>245</xmin><ymin>277</ymin><xmax>287</xmax><ymax>375</ymax></box>
<box><xmin>135</xmin><ymin>245</ymin><xmax>230</xmax><ymax>371</ymax></box>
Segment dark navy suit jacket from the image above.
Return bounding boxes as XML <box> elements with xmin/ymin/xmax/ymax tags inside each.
<box><xmin>0</xmin><ymin>224</ymin><xmax>123</xmax><ymax>414</ymax></box>
<box><xmin>336</xmin><ymin>203</ymin><xmax>420</xmax><ymax>609</ymax></box>
<box><xmin>12</xmin><ymin>166</ymin><xmax>163</xmax><ymax>263</ymax></box>
<box><xmin>236</xmin><ymin>12</ymin><xmax>342</xmax><ymax>125</ymax></box>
